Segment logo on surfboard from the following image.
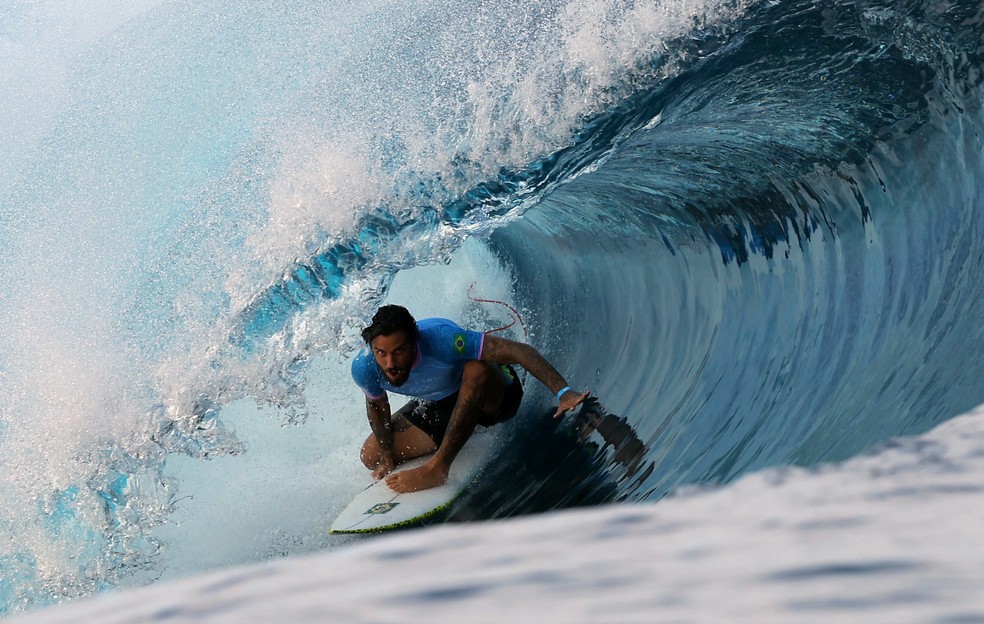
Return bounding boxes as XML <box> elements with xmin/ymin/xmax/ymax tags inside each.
<box><xmin>365</xmin><ymin>502</ymin><xmax>400</xmax><ymax>515</ymax></box>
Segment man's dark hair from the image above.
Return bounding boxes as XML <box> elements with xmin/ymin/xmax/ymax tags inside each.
<box><xmin>361</xmin><ymin>305</ymin><xmax>419</xmax><ymax>345</ymax></box>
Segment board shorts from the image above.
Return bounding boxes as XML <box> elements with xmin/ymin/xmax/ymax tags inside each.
<box><xmin>396</xmin><ymin>364</ymin><xmax>524</xmax><ymax>446</ymax></box>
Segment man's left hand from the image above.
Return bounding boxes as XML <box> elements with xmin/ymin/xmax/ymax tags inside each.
<box><xmin>554</xmin><ymin>389</ymin><xmax>590</xmax><ymax>418</ymax></box>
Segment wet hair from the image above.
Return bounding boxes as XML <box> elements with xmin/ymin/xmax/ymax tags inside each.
<box><xmin>361</xmin><ymin>305</ymin><xmax>419</xmax><ymax>345</ymax></box>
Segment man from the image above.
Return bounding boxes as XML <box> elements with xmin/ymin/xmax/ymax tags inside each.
<box><xmin>352</xmin><ymin>305</ymin><xmax>589</xmax><ymax>493</ymax></box>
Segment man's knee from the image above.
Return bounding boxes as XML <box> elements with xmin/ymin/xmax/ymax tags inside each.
<box><xmin>461</xmin><ymin>361</ymin><xmax>507</xmax><ymax>416</ymax></box>
<box><xmin>360</xmin><ymin>435</ymin><xmax>379</xmax><ymax>469</ymax></box>
<box><xmin>462</xmin><ymin>360</ymin><xmax>499</xmax><ymax>387</ymax></box>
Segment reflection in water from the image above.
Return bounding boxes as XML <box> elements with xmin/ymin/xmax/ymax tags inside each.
<box><xmin>574</xmin><ymin>398</ymin><xmax>654</xmax><ymax>486</ymax></box>
<box><xmin>450</xmin><ymin>397</ymin><xmax>654</xmax><ymax>524</ymax></box>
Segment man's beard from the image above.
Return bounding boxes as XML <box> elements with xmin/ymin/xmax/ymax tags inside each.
<box><xmin>385</xmin><ymin>367</ymin><xmax>410</xmax><ymax>386</ymax></box>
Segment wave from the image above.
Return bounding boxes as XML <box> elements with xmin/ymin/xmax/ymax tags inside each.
<box><xmin>476</xmin><ymin>0</ymin><xmax>984</xmax><ymax>509</ymax></box>
<box><xmin>0</xmin><ymin>0</ymin><xmax>981</xmax><ymax>614</ymax></box>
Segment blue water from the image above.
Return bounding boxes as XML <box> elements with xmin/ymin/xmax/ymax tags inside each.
<box><xmin>0</xmin><ymin>0</ymin><xmax>982</xmax><ymax>615</ymax></box>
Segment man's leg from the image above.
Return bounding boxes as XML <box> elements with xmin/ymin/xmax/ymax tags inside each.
<box><xmin>360</xmin><ymin>412</ymin><xmax>438</xmax><ymax>471</ymax></box>
<box><xmin>386</xmin><ymin>361</ymin><xmax>508</xmax><ymax>493</ymax></box>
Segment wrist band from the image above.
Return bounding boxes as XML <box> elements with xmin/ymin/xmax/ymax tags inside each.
<box><xmin>556</xmin><ymin>386</ymin><xmax>572</xmax><ymax>401</ymax></box>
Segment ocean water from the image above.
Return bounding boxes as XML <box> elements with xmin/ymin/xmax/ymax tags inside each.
<box><xmin>12</xmin><ymin>404</ymin><xmax>984</xmax><ymax>623</ymax></box>
<box><xmin>1</xmin><ymin>0</ymin><xmax>982</xmax><ymax>618</ymax></box>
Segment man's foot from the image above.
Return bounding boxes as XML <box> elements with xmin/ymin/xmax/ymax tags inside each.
<box><xmin>385</xmin><ymin>459</ymin><xmax>449</xmax><ymax>493</ymax></box>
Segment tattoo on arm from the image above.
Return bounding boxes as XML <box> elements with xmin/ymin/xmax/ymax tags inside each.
<box><xmin>434</xmin><ymin>387</ymin><xmax>483</xmax><ymax>465</ymax></box>
<box><xmin>366</xmin><ymin>397</ymin><xmax>394</xmax><ymax>453</ymax></box>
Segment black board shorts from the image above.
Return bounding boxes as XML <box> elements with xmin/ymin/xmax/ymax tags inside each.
<box><xmin>396</xmin><ymin>364</ymin><xmax>524</xmax><ymax>446</ymax></box>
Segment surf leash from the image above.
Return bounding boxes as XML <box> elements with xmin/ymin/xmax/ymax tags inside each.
<box><xmin>468</xmin><ymin>282</ymin><xmax>528</xmax><ymax>341</ymax></box>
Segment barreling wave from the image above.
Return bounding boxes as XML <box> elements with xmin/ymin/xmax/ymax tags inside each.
<box><xmin>465</xmin><ymin>0</ymin><xmax>984</xmax><ymax>511</ymax></box>
<box><xmin>240</xmin><ymin>0</ymin><xmax>984</xmax><ymax>514</ymax></box>
<box><xmin>0</xmin><ymin>0</ymin><xmax>982</xmax><ymax>614</ymax></box>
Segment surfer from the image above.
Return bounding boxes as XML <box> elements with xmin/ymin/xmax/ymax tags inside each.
<box><xmin>353</xmin><ymin>304</ymin><xmax>589</xmax><ymax>493</ymax></box>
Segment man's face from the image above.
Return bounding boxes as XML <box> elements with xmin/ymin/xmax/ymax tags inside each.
<box><xmin>370</xmin><ymin>331</ymin><xmax>416</xmax><ymax>386</ymax></box>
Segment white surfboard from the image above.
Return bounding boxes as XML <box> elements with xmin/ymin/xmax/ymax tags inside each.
<box><xmin>329</xmin><ymin>431</ymin><xmax>495</xmax><ymax>534</ymax></box>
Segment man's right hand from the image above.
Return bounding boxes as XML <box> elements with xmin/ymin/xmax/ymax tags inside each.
<box><xmin>372</xmin><ymin>452</ymin><xmax>396</xmax><ymax>480</ymax></box>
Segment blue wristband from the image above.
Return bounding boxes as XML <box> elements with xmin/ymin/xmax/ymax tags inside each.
<box><xmin>556</xmin><ymin>386</ymin><xmax>572</xmax><ymax>401</ymax></box>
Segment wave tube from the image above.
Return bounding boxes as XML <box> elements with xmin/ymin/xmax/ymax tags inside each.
<box><xmin>469</xmin><ymin>0</ymin><xmax>984</xmax><ymax>512</ymax></box>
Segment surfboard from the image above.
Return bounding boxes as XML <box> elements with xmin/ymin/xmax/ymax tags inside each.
<box><xmin>329</xmin><ymin>431</ymin><xmax>495</xmax><ymax>534</ymax></box>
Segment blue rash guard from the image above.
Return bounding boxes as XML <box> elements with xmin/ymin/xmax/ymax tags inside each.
<box><xmin>351</xmin><ymin>318</ymin><xmax>485</xmax><ymax>402</ymax></box>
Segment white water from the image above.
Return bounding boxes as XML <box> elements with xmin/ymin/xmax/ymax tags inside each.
<box><xmin>0</xmin><ymin>1</ymin><xmax>165</xmax><ymax>178</ymax></box>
